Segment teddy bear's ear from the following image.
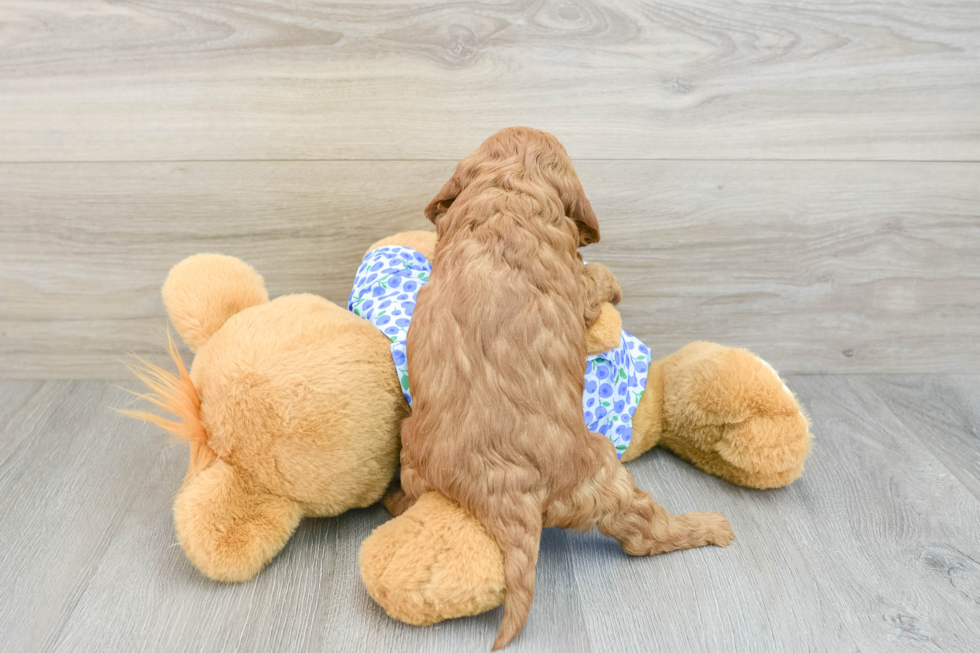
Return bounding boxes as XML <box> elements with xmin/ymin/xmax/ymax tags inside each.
<box><xmin>162</xmin><ymin>254</ymin><xmax>269</xmax><ymax>352</ymax></box>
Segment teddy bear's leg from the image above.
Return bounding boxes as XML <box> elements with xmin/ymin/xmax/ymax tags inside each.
<box><xmin>359</xmin><ymin>492</ymin><xmax>506</xmax><ymax>626</ymax></box>
<box><xmin>631</xmin><ymin>342</ymin><xmax>812</xmax><ymax>489</ymax></box>
<box><xmin>174</xmin><ymin>459</ymin><xmax>303</xmax><ymax>582</ymax></box>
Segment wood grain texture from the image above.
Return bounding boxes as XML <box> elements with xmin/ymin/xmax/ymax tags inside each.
<box><xmin>566</xmin><ymin>374</ymin><xmax>980</xmax><ymax>652</ymax></box>
<box><xmin>0</xmin><ymin>382</ymin><xmax>164</xmax><ymax>652</ymax></box>
<box><xmin>2</xmin><ymin>160</ymin><xmax>977</xmax><ymax>378</ymax></box>
<box><xmin>1</xmin><ymin>0</ymin><xmax>978</xmax><ymax>161</ymax></box>
<box><xmin>864</xmin><ymin>375</ymin><xmax>980</xmax><ymax>501</ymax></box>
<box><xmin>2</xmin><ymin>377</ymin><xmax>980</xmax><ymax>652</ymax></box>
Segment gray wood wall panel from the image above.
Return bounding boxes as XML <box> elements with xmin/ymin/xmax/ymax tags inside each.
<box><xmin>1</xmin><ymin>0</ymin><xmax>978</xmax><ymax>161</ymax></box>
<box><xmin>3</xmin><ymin>378</ymin><xmax>980</xmax><ymax>652</ymax></box>
<box><xmin>2</xmin><ymin>161</ymin><xmax>978</xmax><ymax>378</ymax></box>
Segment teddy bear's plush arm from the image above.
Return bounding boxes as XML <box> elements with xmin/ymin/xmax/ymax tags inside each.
<box><xmin>360</xmin><ymin>342</ymin><xmax>811</xmax><ymax>626</ymax></box>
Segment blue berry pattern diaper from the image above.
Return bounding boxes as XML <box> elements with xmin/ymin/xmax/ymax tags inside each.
<box><xmin>349</xmin><ymin>245</ymin><xmax>651</xmax><ymax>458</ymax></box>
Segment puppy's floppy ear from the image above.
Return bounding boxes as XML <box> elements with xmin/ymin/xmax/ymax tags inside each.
<box><xmin>424</xmin><ymin>174</ymin><xmax>462</xmax><ymax>224</ymax></box>
<box><xmin>567</xmin><ymin>184</ymin><xmax>600</xmax><ymax>246</ymax></box>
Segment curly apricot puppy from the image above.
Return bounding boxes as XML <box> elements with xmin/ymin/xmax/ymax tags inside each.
<box><xmin>400</xmin><ymin>127</ymin><xmax>733</xmax><ymax>649</ymax></box>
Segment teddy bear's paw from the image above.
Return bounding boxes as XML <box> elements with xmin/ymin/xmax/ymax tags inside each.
<box><xmin>657</xmin><ymin>342</ymin><xmax>813</xmax><ymax>488</ymax></box>
<box><xmin>666</xmin><ymin>342</ymin><xmax>799</xmax><ymax>426</ymax></box>
<box><xmin>359</xmin><ymin>492</ymin><xmax>505</xmax><ymax>626</ymax></box>
<box><xmin>714</xmin><ymin>411</ymin><xmax>812</xmax><ymax>486</ymax></box>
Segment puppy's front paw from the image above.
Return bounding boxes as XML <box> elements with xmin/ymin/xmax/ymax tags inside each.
<box><xmin>583</xmin><ymin>262</ymin><xmax>622</xmax><ymax>306</ymax></box>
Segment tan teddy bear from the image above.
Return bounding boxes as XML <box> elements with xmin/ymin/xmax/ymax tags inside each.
<box><xmin>124</xmin><ymin>252</ymin><xmax>408</xmax><ymax>581</ymax></box>
<box><xmin>123</xmin><ymin>231</ymin><xmax>810</xmax><ymax>625</ymax></box>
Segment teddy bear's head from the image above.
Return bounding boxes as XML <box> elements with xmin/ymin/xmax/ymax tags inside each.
<box><xmin>130</xmin><ymin>254</ymin><xmax>407</xmax><ymax>581</ymax></box>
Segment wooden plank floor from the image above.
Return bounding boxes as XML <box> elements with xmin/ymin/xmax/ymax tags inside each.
<box><xmin>2</xmin><ymin>376</ymin><xmax>979</xmax><ymax>652</ymax></box>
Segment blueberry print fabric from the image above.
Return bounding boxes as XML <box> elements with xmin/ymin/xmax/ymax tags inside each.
<box><xmin>349</xmin><ymin>245</ymin><xmax>651</xmax><ymax>458</ymax></box>
<box><xmin>348</xmin><ymin>246</ymin><xmax>431</xmax><ymax>404</ymax></box>
<box><xmin>582</xmin><ymin>332</ymin><xmax>651</xmax><ymax>457</ymax></box>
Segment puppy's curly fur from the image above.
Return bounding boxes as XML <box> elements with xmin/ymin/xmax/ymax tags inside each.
<box><xmin>400</xmin><ymin>127</ymin><xmax>732</xmax><ymax>649</ymax></box>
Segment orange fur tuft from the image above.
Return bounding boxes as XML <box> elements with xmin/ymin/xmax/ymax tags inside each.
<box><xmin>118</xmin><ymin>332</ymin><xmax>216</xmax><ymax>479</ymax></box>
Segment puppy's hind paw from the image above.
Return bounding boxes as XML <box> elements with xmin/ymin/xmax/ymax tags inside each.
<box><xmin>697</xmin><ymin>511</ymin><xmax>735</xmax><ymax>547</ymax></box>
<box><xmin>676</xmin><ymin>511</ymin><xmax>735</xmax><ymax>548</ymax></box>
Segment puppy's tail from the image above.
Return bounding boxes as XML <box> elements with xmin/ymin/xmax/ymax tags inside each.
<box><xmin>117</xmin><ymin>332</ymin><xmax>216</xmax><ymax>482</ymax></box>
<box><xmin>480</xmin><ymin>495</ymin><xmax>543</xmax><ymax>650</ymax></box>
